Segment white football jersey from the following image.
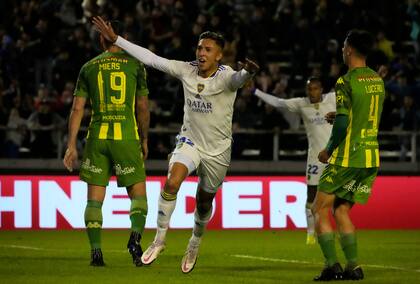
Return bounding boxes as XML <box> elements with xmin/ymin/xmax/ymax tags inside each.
<box><xmin>165</xmin><ymin>61</ymin><xmax>239</xmax><ymax>155</ymax></box>
<box><xmin>281</xmin><ymin>92</ymin><xmax>336</xmax><ymax>160</ymax></box>
<box><xmin>115</xmin><ymin>36</ymin><xmax>252</xmax><ymax>156</ymax></box>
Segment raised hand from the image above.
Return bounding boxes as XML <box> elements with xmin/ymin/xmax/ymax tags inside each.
<box><xmin>92</xmin><ymin>16</ymin><xmax>118</xmax><ymax>43</ymax></box>
<box><xmin>238</xmin><ymin>58</ymin><xmax>260</xmax><ymax>75</ymax></box>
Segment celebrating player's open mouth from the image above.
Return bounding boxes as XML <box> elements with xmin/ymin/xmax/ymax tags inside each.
<box><xmin>198</xmin><ymin>58</ymin><xmax>206</xmax><ymax>68</ymax></box>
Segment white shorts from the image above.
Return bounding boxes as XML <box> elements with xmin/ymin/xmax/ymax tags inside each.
<box><xmin>306</xmin><ymin>158</ymin><xmax>326</xmax><ymax>186</ymax></box>
<box><xmin>169</xmin><ymin>136</ymin><xmax>231</xmax><ymax>194</ymax></box>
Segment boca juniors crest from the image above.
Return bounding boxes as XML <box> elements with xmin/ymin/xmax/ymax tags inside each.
<box><xmin>197</xmin><ymin>83</ymin><xmax>205</xmax><ymax>93</ymax></box>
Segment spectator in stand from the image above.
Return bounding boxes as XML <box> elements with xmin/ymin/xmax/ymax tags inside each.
<box><xmin>398</xmin><ymin>95</ymin><xmax>419</xmax><ymax>161</ymax></box>
<box><xmin>27</xmin><ymin>99</ymin><xmax>65</xmax><ymax>158</ymax></box>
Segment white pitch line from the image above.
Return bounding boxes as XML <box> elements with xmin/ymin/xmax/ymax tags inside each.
<box><xmin>1</xmin><ymin>244</ymin><xmax>126</xmax><ymax>254</ymax></box>
<box><xmin>232</xmin><ymin>254</ymin><xmax>313</xmax><ymax>265</ymax></box>
<box><xmin>0</xmin><ymin>245</ymin><xmax>46</xmax><ymax>251</ymax></box>
<box><xmin>231</xmin><ymin>254</ymin><xmax>420</xmax><ymax>273</ymax></box>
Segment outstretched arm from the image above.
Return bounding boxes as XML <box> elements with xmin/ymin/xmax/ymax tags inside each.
<box><xmin>92</xmin><ymin>16</ymin><xmax>175</xmax><ymax>75</ymax></box>
<box><xmin>229</xmin><ymin>58</ymin><xmax>259</xmax><ymax>90</ymax></box>
<box><xmin>254</xmin><ymin>89</ymin><xmax>288</xmax><ymax>108</ymax></box>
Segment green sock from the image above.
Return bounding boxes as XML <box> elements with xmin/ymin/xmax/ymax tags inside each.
<box><xmin>340</xmin><ymin>233</ymin><xmax>358</xmax><ymax>267</ymax></box>
<box><xmin>318</xmin><ymin>233</ymin><xmax>338</xmax><ymax>267</ymax></box>
<box><xmin>84</xmin><ymin>200</ymin><xmax>103</xmax><ymax>249</ymax></box>
<box><xmin>130</xmin><ymin>195</ymin><xmax>148</xmax><ymax>234</ymax></box>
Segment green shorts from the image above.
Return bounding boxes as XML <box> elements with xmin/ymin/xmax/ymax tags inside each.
<box><xmin>79</xmin><ymin>139</ymin><xmax>145</xmax><ymax>187</ymax></box>
<box><xmin>318</xmin><ymin>164</ymin><xmax>378</xmax><ymax>204</ymax></box>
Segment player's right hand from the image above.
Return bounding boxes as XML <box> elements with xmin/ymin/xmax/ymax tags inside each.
<box><xmin>325</xmin><ymin>112</ymin><xmax>336</xmax><ymax>124</ymax></box>
<box><xmin>318</xmin><ymin>149</ymin><xmax>330</xmax><ymax>164</ymax></box>
<box><xmin>238</xmin><ymin>58</ymin><xmax>260</xmax><ymax>75</ymax></box>
<box><xmin>63</xmin><ymin>147</ymin><xmax>78</xmax><ymax>172</ymax></box>
<box><xmin>92</xmin><ymin>16</ymin><xmax>118</xmax><ymax>43</ymax></box>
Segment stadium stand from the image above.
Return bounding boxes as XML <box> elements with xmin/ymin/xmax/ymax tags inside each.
<box><xmin>0</xmin><ymin>0</ymin><xmax>419</xmax><ymax>171</ymax></box>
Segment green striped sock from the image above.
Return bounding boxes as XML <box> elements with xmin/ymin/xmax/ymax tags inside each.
<box><xmin>130</xmin><ymin>195</ymin><xmax>148</xmax><ymax>234</ymax></box>
<box><xmin>84</xmin><ymin>200</ymin><xmax>103</xmax><ymax>249</ymax></box>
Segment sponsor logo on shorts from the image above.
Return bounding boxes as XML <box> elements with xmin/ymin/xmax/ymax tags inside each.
<box><xmin>81</xmin><ymin>158</ymin><xmax>103</xmax><ymax>174</ymax></box>
<box><xmin>343</xmin><ymin>179</ymin><xmax>371</xmax><ymax>194</ymax></box>
<box><xmin>115</xmin><ymin>164</ymin><xmax>135</xmax><ymax>175</ymax></box>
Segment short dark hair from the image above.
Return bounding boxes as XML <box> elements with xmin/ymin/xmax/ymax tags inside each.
<box><xmin>345</xmin><ymin>29</ymin><xmax>374</xmax><ymax>57</ymax></box>
<box><xmin>307</xmin><ymin>76</ymin><xmax>322</xmax><ymax>85</ymax></box>
<box><xmin>101</xmin><ymin>20</ymin><xmax>124</xmax><ymax>48</ymax></box>
<box><xmin>199</xmin><ymin>31</ymin><xmax>225</xmax><ymax>49</ymax></box>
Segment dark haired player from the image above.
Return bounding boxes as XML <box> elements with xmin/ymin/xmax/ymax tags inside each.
<box><xmin>92</xmin><ymin>16</ymin><xmax>259</xmax><ymax>273</ymax></box>
<box><xmin>254</xmin><ymin>77</ymin><xmax>336</xmax><ymax>245</ymax></box>
<box><xmin>63</xmin><ymin>21</ymin><xmax>150</xmax><ymax>267</ymax></box>
<box><xmin>313</xmin><ymin>29</ymin><xmax>385</xmax><ymax>281</ymax></box>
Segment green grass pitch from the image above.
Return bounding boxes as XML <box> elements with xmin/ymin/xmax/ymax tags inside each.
<box><xmin>0</xmin><ymin>230</ymin><xmax>419</xmax><ymax>283</ymax></box>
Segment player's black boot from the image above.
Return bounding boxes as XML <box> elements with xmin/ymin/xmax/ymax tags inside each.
<box><xmin>127</xmin><ymin>231</ymin><xmax>143</xmax><ymax>267</ymax></box>
<box><xmin>343</xmin><ymin>265</ymin><xmax>364</xmax><ymax>280</ymax></box>
<box><xmin>313</xmin><ymin>263</ymin><xmax>343</xmax><ymax>281</ymax></box>
<box><xmin>90</xmin><ymin>248</ymin><xmax>105</xmax><ymax>266</ymax></box>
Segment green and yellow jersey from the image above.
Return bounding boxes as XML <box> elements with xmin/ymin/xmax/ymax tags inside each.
<box><xmin>330</xmin><ymin>67</ymin><xmax>385</xmax><ymax>168</ymax></box>
<box><xmin>74</xmin><ymin>50</ymin><xmax>148</xmax><ymax>140</ymax></box>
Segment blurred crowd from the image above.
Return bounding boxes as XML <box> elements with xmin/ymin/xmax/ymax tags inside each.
<box><xmin>0</xmin><ymin>0</ymin><xmax>420</xmax><ymax>160</ymax></box>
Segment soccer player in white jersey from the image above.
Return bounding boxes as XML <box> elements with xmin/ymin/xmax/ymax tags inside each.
<box><xmin>254</xmin><ymin>77</ymin><xmax>335</xmax><ymax>244</ymax></box>
<box><xmin>92</xmin><ymin>16</ymin><xmax>259</xmax><ymax>273</ymax></box>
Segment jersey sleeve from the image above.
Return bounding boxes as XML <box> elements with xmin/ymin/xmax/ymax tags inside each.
<box><xmin>281</xmin><ymin>98</ymin><xmax>303</xmax><ymax>113</ymax></box>
<box><xmin>254</xmin><ymin>89</ymin><xmax>301</xmax><ymax>112</ymax></box>
<box><xmin>74</xmin><ymin>65</ymin><xmax>88</xmax><ymax>98</ymax></box>
<box><xmin>136</xmin><ymin>63</ymin><xmax>149</xmax><ymax>97</ymax></box>
<box><xmin>115</xmin><ymin>36</ymin><xmax>186</xmax><ymax>79</ymax></box>
<box><xmin>220</xmin><ymin>66</ymin><xmax>253</xmax><ymax>91</ymax></box>
<box><xmin>335</xmin><ymin>76</ymin><xmax>352</xmax><ymax>116</ymax></box>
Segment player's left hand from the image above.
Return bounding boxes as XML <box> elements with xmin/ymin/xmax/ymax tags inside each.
<box><xmin>318</xmin><ymin>149</ymin><xmax>330</xmax><ymax>164</ymax></box>
<box><xmin>63</xmin><ymin>147</ymin><xmax>78</xmax><ymax>172</ymax></box>
<box><xmin>92</xmin><ymin>16</ymin><xmax>118</xmax><ymax>43</ymax></box>
<box><xmin>238</xmin><ymin>58</ymin><xmax>260</xmax><ymax>75</ymax></box>
<box><xmin>141</xmin><ymin>139</ymin><xmax>148</xmax><ymax>160</ymax></box>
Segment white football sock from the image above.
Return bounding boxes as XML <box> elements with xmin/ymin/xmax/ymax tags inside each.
<box><xmin>192</xmin><ymin>207</ymin><xmax>212</xmax><ymax>242</ymax></box>
<box><xmin>306</xmin><ymin>206</ymin><xmax>315</xmax><ymax>235</ymax></box>
<box><xmin>155</xmin><ymin>194</ymin><xmax>177</xmax><ymax>242</ymax></box>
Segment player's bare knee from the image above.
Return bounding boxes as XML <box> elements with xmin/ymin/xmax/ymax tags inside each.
<box><xmin>164</xmin><ymin>178</ymin><xmax>181</xmax><ymax>195</ymax></box>
<box><xmin>311</xmin><ymin>201</ymin><xmax>323</xmax><ymax>215</ymax></box>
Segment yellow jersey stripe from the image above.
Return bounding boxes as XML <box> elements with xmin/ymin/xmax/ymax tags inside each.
<box><xmin>330</xmin><ymin>148</ymin><xmax>338</xmax><ymax>164</ymax></box>
<box><xmin>365</xmin><ymin>149</ymin><xmax>372</xmax><ymax>167</ymax></box>
<box><xmin>375</xmin><ymin>149</ymin><xmax>380</xmax><ymax>167</ymax></box>
<box><xmin>341</xmin><ymin>111</ymin><xmax>353</xmax><ymax>167</ymax></box>
<box><xmin>114</xmin><ymin>122</ymin><xmax>122</xmax><ymax>140</ymax></box>
<box><xmin>133</xmin><ymin>90</ymin><xmax>139</xmax><ymax>140</ymax></box>
<box><xmin>99</xmin><ymin>123</ymin><xmax>109</xmax><ymax>139</ymax></box>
